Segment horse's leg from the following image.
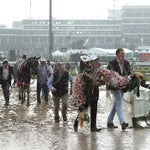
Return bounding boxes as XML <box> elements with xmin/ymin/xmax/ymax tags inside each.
<box><xmin>21</xmin><ymin>91</ymin><xmax>24</xmax><ymax>104</ymax></box>
<box><xmin>23</xmin><ymin>91</ymin><xmax>26</xmax><ymax>101</ymax></box>
<box><xmin>19</xmin><ymin>86</ymin><xmax>21</xmax><ymax>100</ymax></box>
<box><xmin>19</xmin><ymin>90</ymin><xmax>21</xmax><ymax>100</ymax></box>
<box><xmin>27</xmin><ymin>86</ymin><xmax>30</xmax><ymax>106</ymax></box>
<box><xmin>21</xmin><ymin>85</ymin><xmax>24</xmax><ymax>104</ymax></box>
<box><xmin>23</xmin><ymin>85</ymin><xmax>26</xmax><ymax>104</ymax></box>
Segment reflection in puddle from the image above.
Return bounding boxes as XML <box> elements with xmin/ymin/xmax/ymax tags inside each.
<box><xmin>0</xmin><ymin>86</ymin><xmax>150</xmax><ymax>149</ymax></box>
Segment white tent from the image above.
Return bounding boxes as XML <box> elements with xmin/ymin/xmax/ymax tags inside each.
<box><xmin>89</xmin><ymin>48</ymin><xmax>133</xmax><ymax>58</ymax></box>
<box><xmin>65</xmin><ymin>48</ymin><xmax>133</xmax><ymax>60</ymax></box>
<box><xmin>140</xmin><ymin>50</ymin><xmax>147</xmax><ymax>53</ymax></box>
<box><xmin>135</xmin><ymin>50</ymin><xmax>139</xmax><ymax>53</ymax></box>
<box><xmin>52</xmin><ymin>50</ymin><xmax>64</xmax><ymax>57</ymax></box>
<box><xmin>88</xmin><ymin>48</ymin><xmax>108</xmax><ymax>56</ymax></box>
<box><xmin>66</xmin><ymin>49</ymin><xmax>87</xmax><ymax>55</ymax></box>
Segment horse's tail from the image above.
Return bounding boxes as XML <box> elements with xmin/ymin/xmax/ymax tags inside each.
<box><xmin>14</xmin><ymin>59</ymin><xmax>25</xmax><ymax>86</ymax></box>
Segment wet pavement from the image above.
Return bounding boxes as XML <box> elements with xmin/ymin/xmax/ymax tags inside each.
<box><xmin>0</xmin><ymin>80</ymin><xmax>150</xmax><ymax>150</ymax></box>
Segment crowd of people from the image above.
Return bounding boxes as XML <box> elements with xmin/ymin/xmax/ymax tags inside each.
<box><xmin>0</xmin><ymin>48</ymin><xmax>147</xmax><ymax>132</ymax></box>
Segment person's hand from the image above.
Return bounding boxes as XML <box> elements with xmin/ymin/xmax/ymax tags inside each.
<box><xmin>52</xmin><ymin>88</ymin><xmax>57</xmax><ymax>92</ymax></box>
<box><xmin>70</xmin><ymin>90</ymin><xmax>73</xmax><ymax>95</ymax></box>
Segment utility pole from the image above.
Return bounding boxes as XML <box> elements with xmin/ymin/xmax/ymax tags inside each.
<box><xmin>49</xmin><ymin>0</ymin><xmax>53</xmax><ymax>59</ymax></box>
<box><xmin>29</xmin><ymin>0</ymin><xmax>32</xmax><ymax>55</ymax></box>
<box><xmin>112</xmin><ymin>0</ymin><xmax>116</xmax><ymax>48</ymax></box>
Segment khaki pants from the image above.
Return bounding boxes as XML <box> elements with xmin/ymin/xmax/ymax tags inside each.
<box><xmin>53</xmin><ymin>93</ymin><xmax>68</xmax><ymax>121</ymax></box>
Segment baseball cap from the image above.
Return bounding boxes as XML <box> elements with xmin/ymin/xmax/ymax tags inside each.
<box><xmin>3</xmin><ymin>59</ymin><xmax>8</xmax><ymax>63</ymax></box>
<box><xmin>89</xmin><ymin>55</ymin><xmax>99</xmax><ymax>62</ymax></box>
<box><xmin>40</xmin><ymin>58</ymin><xmax>46</xmax><ymax>62</ymax></box>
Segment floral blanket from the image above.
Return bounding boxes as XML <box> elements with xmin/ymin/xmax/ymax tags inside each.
<box><xmin>73</xmin><ymin>67</ymin><xmax>139</xmax><ymax>107</ymax></box>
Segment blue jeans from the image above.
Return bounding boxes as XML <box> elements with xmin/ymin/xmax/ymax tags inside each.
<box><xmin>37</xmin><ymin>82</ymin><xmax>49</xmax><ymax>102</ymax></box>
<box><xmin>107</xmin><ymin>90</ymin><xmax>125</xmax><ymax>125</ymax></box>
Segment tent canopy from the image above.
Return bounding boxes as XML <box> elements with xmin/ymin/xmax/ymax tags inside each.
<box><xmin>89</xmin><ymin>48</ymin><xmax>133</xmax><ymax>57</ymax></box>
<box><xmin>65</xmin><ymin>48</ymin><xmax>133</xmax><ymax>58</ymax></box>
<box><xmin>52</xmin><ymin>50</ymin><xmax>64</xmax><ymax>57</ymax></box>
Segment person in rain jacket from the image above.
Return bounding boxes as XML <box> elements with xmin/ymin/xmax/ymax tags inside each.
<box><xmin>37</xmin><ymin>58</ymin><xmax>51</xmax><ymax>104</ymax></box>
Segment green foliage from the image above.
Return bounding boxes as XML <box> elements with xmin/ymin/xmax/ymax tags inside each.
<box><xmin>135</xmin><ymin>66</ymin><xmax>150</xmax><ymax>71</ymax></box>
<box><xmin>134</xmin><ymin>66</ymin><xmax>150</xmax><ymax>81</ymax></box>
<box><xmin>32</xmin><ymin>75</ymin><xmax>37</xmax><ymax>79</ymax></box>
<box><xmin>145</xmin><ymin>76</ymin><xmax>150</xmax><ymax>81</ymax></box>
<box><xmin>69</xmin><ymin>66</ymin><xmax>76</xmax><ymax>76</ymax></box>
<box><xmin>144</xmin><ymin>67</ymin><xmax>149</xmax><ymax>70</ymax></box>
<box><xmin>138</xmin><ymin>67</ymin><xmax>143</xmax><ymax>70</ymax></box>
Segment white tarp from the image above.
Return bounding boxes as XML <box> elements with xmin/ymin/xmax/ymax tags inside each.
<box><xmin>88</xmin><ymin>48</ymin><xmax>108</xmax><ymax>56</ymax></box>
<box><xmin>140</xmin><ymin>50</ymin><xmax>147</xmax><ymax>53</ymax></box>
<box><xmin>66</xmin><ymin>48</ymin><xmax>133</xmax><ymax>57</ymax></box>
<box><xmin>89</xmin><ymin>48</ymin><xmax>133</xmax><ymax>57</ymax></box>
<box><xmin>52</xmin><ymin>50</ymin><xmax>64</xmax><ymax>57</ymax></box>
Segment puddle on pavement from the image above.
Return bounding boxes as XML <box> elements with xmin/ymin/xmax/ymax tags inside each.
<box><xmin>0</xmin><ymin>85</ymin><xmax>150</xmax><ymax>149</ymax></box>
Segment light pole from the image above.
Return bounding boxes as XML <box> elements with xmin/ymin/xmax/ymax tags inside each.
<box><xmin>29</xmin><ymin>0</ymin><xmax>32</xmax><ymax>54</ymax></box>
<box><xmin>49</xmin><ymin>0</ymin><xmax>53</xmax><ymax>60</ymax></box>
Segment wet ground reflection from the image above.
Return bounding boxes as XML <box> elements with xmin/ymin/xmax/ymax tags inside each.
<box><xmin>0</xmin><ymin>84</ymin><xmax>150</xmax><ymax>149</ymax></box>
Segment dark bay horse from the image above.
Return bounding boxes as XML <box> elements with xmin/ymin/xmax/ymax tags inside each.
<box><xmin>14</xmin><ymin>57</ymin><xmax>40</xmax><ymax>105</ymax></box>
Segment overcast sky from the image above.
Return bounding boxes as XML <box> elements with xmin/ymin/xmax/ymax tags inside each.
<box><xmin>0</xmin><ymin>0</ymin><xmax>150</xmax><ymax>27</ymax></box>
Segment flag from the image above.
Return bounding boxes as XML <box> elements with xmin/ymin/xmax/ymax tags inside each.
<box><xmin>83</xmin><ymin>38</ymin><xmax>89</xmax><ymax>48</ymax></box>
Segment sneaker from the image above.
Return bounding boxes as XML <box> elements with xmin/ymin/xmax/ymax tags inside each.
<box><xmin>107</xmin><ymin>123</ymin><xmax>118</xmax><ymax>128</ymax></box>
<box><xmin>91</xmin><ymin>127</ymin><xmax>102</xmax><ymax>132</ymax></box>
<box><xmin>121</xmin><ymin>122</ymin><xmax>129</xmax><ymax>130</ymax></box>
<box><xmin>73</xmin><ymin>120</ymin><xmax>78</xmax><ymax>131</ymax></box>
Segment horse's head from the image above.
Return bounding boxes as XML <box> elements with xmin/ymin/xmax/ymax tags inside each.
<box><xmin>24</xmin><ymin>56</ymin><xmax>40</xmax><ymax>75</ymax></box>
<box><xmin>31</xmin><ymin>57</ymin><xmax>40</xmax><ymax>75</ymax></box>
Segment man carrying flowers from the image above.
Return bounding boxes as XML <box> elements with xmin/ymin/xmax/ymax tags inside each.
<box><xmin>73</xmin><ymin>55</ymin><xmax>102</xmax><ymax>132</ymax></box>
